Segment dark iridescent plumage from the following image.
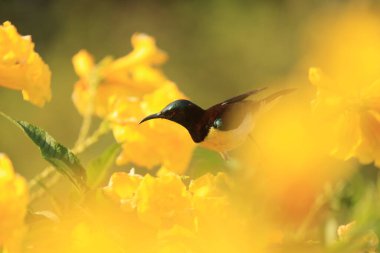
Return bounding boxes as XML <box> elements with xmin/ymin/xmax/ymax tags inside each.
<box><xmin>139</xmin><ymin>88</ymin><xmax>270</xmax><ymax>143</ymax></box>
<box><xmin>139</xmin><ymin>88</ymin><xmax>295</xmax><ymax>155</ymax></box>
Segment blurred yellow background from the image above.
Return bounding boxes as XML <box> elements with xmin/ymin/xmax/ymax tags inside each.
<box><xmin>0</xmin><ymin>0</ymin><xmax>378</xmax><ymax>178</ymax></box>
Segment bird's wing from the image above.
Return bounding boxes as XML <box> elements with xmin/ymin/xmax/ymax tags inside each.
<box><xmin>205</xmin><ymin>88</ymin><xmax>295</xmax><ymax>132</ymax></box>
<box><xmin>219</xmin><ymin>87</ymin><xmax>267</xmax><ymax>106</ymax></box>
<box><xmin>214</xmin><ymin>100</ymin><xmax>258</xmax><ymax>131</ymax></box>
<box><xmin>204</xmin><ymin>88</ymin><xmax>266</xmax><ymax>131</ymax></box>
<box><xmin>260</xmin><ymin>88</ymin><xmax>296</xmax><ymax>104</ymax></box>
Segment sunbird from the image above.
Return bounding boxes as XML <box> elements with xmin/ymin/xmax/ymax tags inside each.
<box><xmin>140</xmin><ymin>88</ymin><xmax>294</xmax><ymax>158</ymax></box>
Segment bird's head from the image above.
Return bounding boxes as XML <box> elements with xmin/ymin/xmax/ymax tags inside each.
<box><xmin>139</xmin><ymin>99</ymin><xmax>205</xmax><ymax>128</ymax></box>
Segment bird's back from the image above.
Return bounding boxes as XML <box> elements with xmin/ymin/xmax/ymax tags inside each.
<box><xmin>186</xmin><ymin>88</ymin><xmax>294</xmax><ymax>153</ymax></box>
<box><xmin>198</xmin><ymin>95</ymin><xmax>261</xmax><ymax>152</ymax></box>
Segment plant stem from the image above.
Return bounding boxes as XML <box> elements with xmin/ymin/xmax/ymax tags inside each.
<box><xmin>29</xmin><ymin>170</ymin><xmax>60</xmax><ymax>204</ymax></box>
<box><xmin>74</xmin><ymin>113</ymin><xmax>93</xmax><ymax>150</ymax></box>
<box><xmin>72</xmin><ymin>120</ymin><xmax>110</xmax><ymax>154</ymax></box>
<box><xmin>29</xmin><ymin>120</ymin><xmax>110</xmax><ymax>203</ymax></box>
<box><xmin>29</xmin><ymin>69</ymin><xmax>104</xmax><ymax>204</ymax></box>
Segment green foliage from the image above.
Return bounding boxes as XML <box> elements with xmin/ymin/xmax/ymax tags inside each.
<box><xmin>0</xmin><ymin>112</ymin><xmax>87</xmax><ymax>192</ymax></box>
<box><xmin>87</xmin><ymin>143</ymin><xmax>121</xmax><ymax>189</ymax></box>
<box><xmin>188</xmin><ymin>147</ymin><xmax>227</xmax><ymax>178</ymax></box>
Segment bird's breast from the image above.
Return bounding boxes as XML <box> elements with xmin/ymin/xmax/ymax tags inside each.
<box><xmin>199</xmin><ymin>113</ymin><xmax>254</xmax><ymax>152</ymax></box>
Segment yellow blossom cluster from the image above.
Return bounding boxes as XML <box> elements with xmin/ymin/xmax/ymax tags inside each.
<box><xmin>307</xmin><ymin>9</ymin><xmax>380</xmax><ymax>166</ymax></box>
<box><xmin>24</xmin><ymin>170</ymin><xmax>264</xmax><ymax>253</ymax></box>
<box><xmin>71</xmin><ymin>34</ymin><xmax>167</xmax><ymax>117</ymax></box>
<box><xmin>5</xmin><ymin>6</ymin><xmax>380</xmax><ymax>253</ymax></box>
<box><xmin>238</xmin><ymin>8</ymin><xmax>380</xmax><ymax>231</ymax></box>
<box><xmin>0</xmin><ymin>21</ymin><xmax>51</xmax><ymax>107</ymax></box>
<box><xmin>72</xmin><ymin>34</ymin><xmax>195</xmax><ymax>173</ymax></box>
<box><xmin>101</xmin><ymin>169</ymin><xmax>258</xmax><ymax>253</ymax></box>
<box><xmin>239</xmin><ymin>89</ymin><xmax>353</xmax><ymax>225</ymax></box>
<box><xmin>0</xmin><ymin>154</ymin><xmax>28</xmax><ymax>253</ymax></box>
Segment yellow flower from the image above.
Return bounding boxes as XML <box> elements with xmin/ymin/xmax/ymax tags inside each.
<box><xmin>189</xmin><ymin>172</ymin><xmax>233</xmax><ymax>223</ymax></box>
<box><xmin>102</xmin><ymin>170</ymin><xmax>263</xmax><ymax>253</ymax></box>
<box><xmin>103</xmin><ymin>169</ymin><xmax>142</xmax><ymax>211</ymax></box>
<box><xmin>110</xmin><ymin>82</ymin><xmax>195</xmax><ymax>174</ymax></box>
<box><xmin>0</xmin><ymin>21</ymin><xmax>51</xmax><ymax>107</ymax></box>
<box><xmin>135</xmin><ymin>169</ymin><xmax>193</xmax><ymax>229</ymax></box>
<box><xmin>307</xmin><ymin>9</ymin><xmax>380</xmax><ymax>166</ymax></box>
<box><xmin>72</xmin><ymin>50</ymin><xmax>94</xmax><ymax>78</ymax></box>
<box><xmin>104</xmin><ymin>33</ymin><xmax>167</xmax><ymax>75</ymax></box>
<box><xmin>311</xmin><ymin>67</ymin><xmax>380</xmax><ymax>166</ymax></box>
<box><xmin>0</xmin><ymin>153</ymin><xmax>28</xmax><ymax>252</ymax></box>
<box><xmin>72</xmin><ymin>34</ymin><xmax>195</xmax><ymax>173</ymax></box>
<box><xmin>238</xmin><ymin>88</ymin><xmax>353</xmax><ymax>226</ymax></box>
<box><xmin>72</xmin><ymin>33</ymin><xmax>167</xmax><ymax>117</ymax></box>
<box><xmin>189</xmin><ymin>172</ymin><xmax>257</xmax><ymax>253</ymax></box>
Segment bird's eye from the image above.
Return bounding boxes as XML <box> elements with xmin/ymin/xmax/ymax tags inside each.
<box><xmin>163</xmin><ymin>110</ymin><xmax>175</xmax><ymax>118</ymax></box>
<box><xmin>213</xmin><ymin>118</ymin><xmax>223</xmax><ymax>129</ymax></box>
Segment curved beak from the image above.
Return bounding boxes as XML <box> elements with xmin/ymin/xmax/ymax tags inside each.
<box><xmin>139</xmin><ymin>112</ymin><xmax>162</xmax><ymax>124</ymax></box>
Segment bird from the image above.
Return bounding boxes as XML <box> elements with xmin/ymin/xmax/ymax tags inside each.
<box><xmin>139</xmin><ymin>88</ymin><xmax>294</xmax><ymax>159</ymax></box>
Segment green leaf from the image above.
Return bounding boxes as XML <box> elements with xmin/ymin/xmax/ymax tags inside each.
<box><xmin>188</xmin><ymin>147</ymin><xmax>227</xmax><ymax>178</ymax></box>
<box><xmin>87</xmin><ymin>143</ymin><xmax>121</xmax><ymax>189</ymax></box>
<box><xmin>0</xmin><ymin>112</ymin><xmax>87</xmax><ymax>191</ymax></box>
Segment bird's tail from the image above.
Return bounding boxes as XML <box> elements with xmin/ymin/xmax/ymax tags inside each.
<box><xmin>250</xmin><ymin>87</ymin><xmax>296</xmax><ymax>117</ymax></box>
<box><xmin>261</xmin><ymin>88</ymin><xmax>296</xmax><ymax>104</ymax></box>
